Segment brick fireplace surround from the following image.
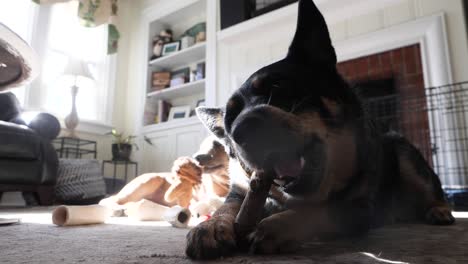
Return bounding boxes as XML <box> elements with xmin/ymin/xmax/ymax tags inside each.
<box><xmin>337</xmin><ymin>44</ymin><xmax>424</xmax><ymax>98</ymax></box>
<box><xmin>337</xmin><ymin>44</ymin><xmax>432</xmax><ymax>162</ymax></box>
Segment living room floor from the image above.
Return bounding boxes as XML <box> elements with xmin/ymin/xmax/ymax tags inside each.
<box><xmin>1</xmin><ymin>206</ymin><xmax>468</xmax><ymax>264</ymax></box>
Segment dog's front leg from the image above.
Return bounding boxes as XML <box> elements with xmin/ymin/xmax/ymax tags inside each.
<box><xmin>185</xmin><ymin>197</ymin><xmax>242</xmax><ymax>259</ymax></box>
<box><xmin>250</xmin><ymin>200</ymin><xmax>371</xmax><ymax>254</ymax></box>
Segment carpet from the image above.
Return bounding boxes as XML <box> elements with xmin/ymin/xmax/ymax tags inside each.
<box><xmin>1</xmin><ymin>207</ymin><xmax>467</xmax><ymax>264</ymax></box>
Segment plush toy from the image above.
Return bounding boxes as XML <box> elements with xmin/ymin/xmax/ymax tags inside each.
<box><xmin>99</xmin><ymin>136</ymin><xmax>230</xmax><ymax>220</ymax></box>
<box><xmin>164</xmin><ymin>156</ymin><xmax>203</xmax><ymax>208</ymax></box>
<box><xmin>99</xmin><ymin>157</ymin><xmax>203</xmax><ymax>210</ymax></box>
<box><xmin>189</xmin><ymin>197</ymin><xmax>224</xmax><ymax>218</ymax></box>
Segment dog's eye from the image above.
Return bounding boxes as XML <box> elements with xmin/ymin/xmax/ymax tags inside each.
<box><xmin>251</xmin><ymin>82</ymin><xmax>271</xmax><ymax>97</ymax></box>
<box><xmin>213</xmin><ymin>127</ymin><xmax>225</xmax><ymax>138</ymax></box>
<box><xmin>251</xmin><ymin>85</ymin><xmax>269</xmax><ymax>97</ymax></box>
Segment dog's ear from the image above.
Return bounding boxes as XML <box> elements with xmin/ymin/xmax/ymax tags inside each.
<box><xmin>287</xmin><ymin>0</ymin><xmax>336</xmax><ymax>67</ymax></box>
<box><xmin>196</xmin><ymin>107</ymin><xmax>225</xmax><ymax>139</ymax></box>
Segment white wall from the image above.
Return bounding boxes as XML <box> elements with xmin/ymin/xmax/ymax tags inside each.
<box><xmin>86</xmin><ymin>0</ymin><xmax>146</xmax><ymax>179</ymax></box>
<box><xmin>140</xmin><ymin>0</ymin><xmax>161</xmax><ymax>9</ymax></box>
<box><xmin>113</xmin><ymin>0</ymin><xmax>142</xmax><ymax>135</ymax></box>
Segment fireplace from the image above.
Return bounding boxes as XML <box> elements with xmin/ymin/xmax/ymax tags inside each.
<box><xmin>337</xmin><ymin>44</ymin><xmax>468</xmax><ymax>188</ymax></box>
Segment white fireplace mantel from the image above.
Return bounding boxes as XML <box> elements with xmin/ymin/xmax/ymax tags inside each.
<box><xmin>218</xmin><ymin>0</ymin><xmax>407</xmax><ymax>42</ymax></box>
<box><xmin>335</xmin><ymin>13</ymin><xmax>453</xmax><ymax>88</ymax></box>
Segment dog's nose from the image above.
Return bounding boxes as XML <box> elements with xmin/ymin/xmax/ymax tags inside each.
<box><xmin>194</xmin><ymin>154</ymin><xmax>212</xmax><ymax>165</ymax></box>
<box><xmin>231</xmin><ymin>107</ymin><xmax>291</xmax><ymax>157</ymax></box>
<box><xmin>231</xmin><ymin>116</ymin><xmax>264</xmax><ymax>147</ymax></box>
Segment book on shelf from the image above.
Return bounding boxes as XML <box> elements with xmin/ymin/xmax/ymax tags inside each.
<box><xmin>157</xmin><ymin>99</ymin><xmax>172</xmax><ymax>123</ymax></box>
<box><xmin>143</xmin><ymin>97</ymin><xmax>158</xmax><ymax>126</ymax></box>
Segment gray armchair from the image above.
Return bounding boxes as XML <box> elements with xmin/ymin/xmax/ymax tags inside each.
<box><xmin>0</xmin><ymin>23</ymin><xmax>60</xmax><ymax>205</ymax></box>
<box><xmin>0</xmin><ymin>92</ymin><xmax>60</xmax><ymax>205</ymax></box>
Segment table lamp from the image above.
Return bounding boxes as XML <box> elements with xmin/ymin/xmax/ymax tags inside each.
<box><xmin>62</xmin><ymin>58</ymin><xmax>94</xmax><ymax>138</ymax></box>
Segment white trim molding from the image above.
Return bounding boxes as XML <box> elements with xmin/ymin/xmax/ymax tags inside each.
<box><xmin>205</xmin><ymin>0</ymin><xmax>217</xmax><ymax>107</ymax></box>
<box><xmin>103</xmin><ymin>54</ymin><xmax>118</xmax><ymax>125</ymax></box>
<box><xmin>76</xmin><ymin>120</ymin><xmax>113</xmax><ymax>135</ymax></box>
<box><xmin>334</xmin><ymin>13</ymin><xmax>453</xmax><ymax>88</ymax></box>
<box><xmin>57</xmin><ymin>118</ymin><xmax>113</xmax><ymax>135</ymax></box>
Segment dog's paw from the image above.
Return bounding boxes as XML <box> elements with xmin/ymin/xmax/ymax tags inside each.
<box><xmin>425</xmin><ymin>205</ymin><xmax>455</xmax><ymax>225</ymax></box>
<box><xmin>185</xmin><ymin>217</ymin><xmax>237</xmax><ymax>259</ymax></box>
<box><xmin>249</xmin><ymin>215</ymin><xmax>300</xmax><ymax>255</ymax></box>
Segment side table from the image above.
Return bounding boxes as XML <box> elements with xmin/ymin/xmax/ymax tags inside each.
<box><xmin>52</xmin><ymin>137</ymin><xmax>97</xmax><ymax>159</ymax></box>
<box><xmin>102</xmin><ymin>160</ymin><xmax>138</xmax><ymax>193</ymax></box>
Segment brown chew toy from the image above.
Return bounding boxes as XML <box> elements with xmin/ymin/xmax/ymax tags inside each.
<box><xmin>235</xmin><ymin>171</ymin><xmax>274</xmax><ymax>241</ymax></box>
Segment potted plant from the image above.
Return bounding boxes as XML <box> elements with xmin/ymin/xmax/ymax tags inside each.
<box><xmin>107</xmin><ymin>129</ymin><xmax>139</xmax><ymax>161</ymax></box>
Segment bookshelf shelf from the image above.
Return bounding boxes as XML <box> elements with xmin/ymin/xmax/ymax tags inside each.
<box><xmin>149</xmin><ymin>43</ymin><xmax>206</xmax><ymax>70</ymax></box>
<box><xmin>147</xmin><ymin>79</ymin><xmax>205</xmax><ymax>100</ymax></box>
<box><xmin>142</xmin><ymin>116</ymin><xmax>200</xmax><ymax>133</ymax></box>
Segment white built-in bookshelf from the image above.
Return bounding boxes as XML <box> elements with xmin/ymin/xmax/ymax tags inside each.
<box><xmin>141</xmin><ymin>0</ymin><xmax>208</xmax><ymax>130</ymax></box>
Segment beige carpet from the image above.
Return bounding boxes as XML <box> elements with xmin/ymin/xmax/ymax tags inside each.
<box><xmin>1</xmin><ymin>207</ymin><xmax>467</xmax><ymax>264</ymax></box>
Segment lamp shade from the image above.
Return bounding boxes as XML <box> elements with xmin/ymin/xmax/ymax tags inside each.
<box><xmin>0</xmin><ymin>23</ymin><xmax>39</xmax><ymax>91</ymax></box>
<box><xmin>63</xmin><ymin>58</ymin><xmax>94</xmax><ymax>80</ymax></box>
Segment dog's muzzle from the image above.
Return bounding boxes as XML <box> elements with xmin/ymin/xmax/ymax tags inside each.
<box><xmin>231</xmin><ymin>105</ymin><xmax>305</xmax><ymax>182</ymax></box>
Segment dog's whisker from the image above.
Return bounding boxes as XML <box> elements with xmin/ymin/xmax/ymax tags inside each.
<box><xmin>267</xmin><ymin>91</ymin><xmax>273</xmax><ymax>105</ymax></box>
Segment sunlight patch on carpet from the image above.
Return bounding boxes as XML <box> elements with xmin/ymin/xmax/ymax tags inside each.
<box><xmin>360</xmin><ymin>252</ymin><xmax>409</xmax><ymax>264</ymax></box>
<box><xmin>0</xmin><ymin>209</ymin><xmax>194</xmax><ymax>228</ymax></box>
<box><xmin>0</xmin><ymin>212</ymin><xmax>51</xmax><ymax>225</ymax></box>
<box><xmin>453</xmin><ymin>212</ymin><xmax>468</xmax><ymax>218</ymax></box>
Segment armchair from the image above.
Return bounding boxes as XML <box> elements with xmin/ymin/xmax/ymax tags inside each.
<box><xmin>0</xmin><ymin>92</ymin><xmax>60</xmax><ymax>205</ymax></box>
<box><xmin>0</xmin><ymin>23</ymin><xmax>60</xmax><ymax>205</ymax></box>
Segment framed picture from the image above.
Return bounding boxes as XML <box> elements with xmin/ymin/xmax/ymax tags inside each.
<box><xmin>168</xmin><ymin>105</ymin><xmax>191</xmax><ymax>121</ymax></box>
<box><xmin>196</xmin><ymin>62</ymin><xmax>205</xmax><ymax>80</ymax></box>
<box><xmin>172</xmin><ymin>67</ymin><xmax>190</xmax><ymax>81</ymax></box>
<box><xmin>196</xmin><ymin>99</ymin><xmax>206</xmax><ymax>107</ymax></box>
<box><xmin>170</xmin><ymin>77</ymin><xmax>185</xmax><ymax>87</ymax></box>
<box><xmin>162</xmin><ymin>41</ymin><xmax>180</xmax><ymax>56</ymax></box>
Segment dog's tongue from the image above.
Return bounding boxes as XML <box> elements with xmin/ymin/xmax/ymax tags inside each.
<box><xmin>274</xmin><ymin>157</ymin><xmax>305</xmax><ymax>179</ymax></box>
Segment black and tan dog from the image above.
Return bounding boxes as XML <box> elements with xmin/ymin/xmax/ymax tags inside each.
<box><xmin>186</xmin><ymin>0</ymin><xmax>455</xmax><ymax>259</ymax></box>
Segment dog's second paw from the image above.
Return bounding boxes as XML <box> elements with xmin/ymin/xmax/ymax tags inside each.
<box><xmin>425</xmin><ymin>205</ymin><xmax>455</xmax><ymax>225</ymax></box>
<box><xmin>185</xmin><ymin>217</ymin><xmax>237</xmax><ymax>259</ymax></box>
<box><xmin>249</xmin><ymin>216</ymin><xmax>300</xmax><ymax>255</ymax></box>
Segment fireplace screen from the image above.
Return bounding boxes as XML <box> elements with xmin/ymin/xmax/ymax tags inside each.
<box><xmin>362</xmin><ymin>81</ymin><xmax>468</xmax><ymax>189</ymax></box>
